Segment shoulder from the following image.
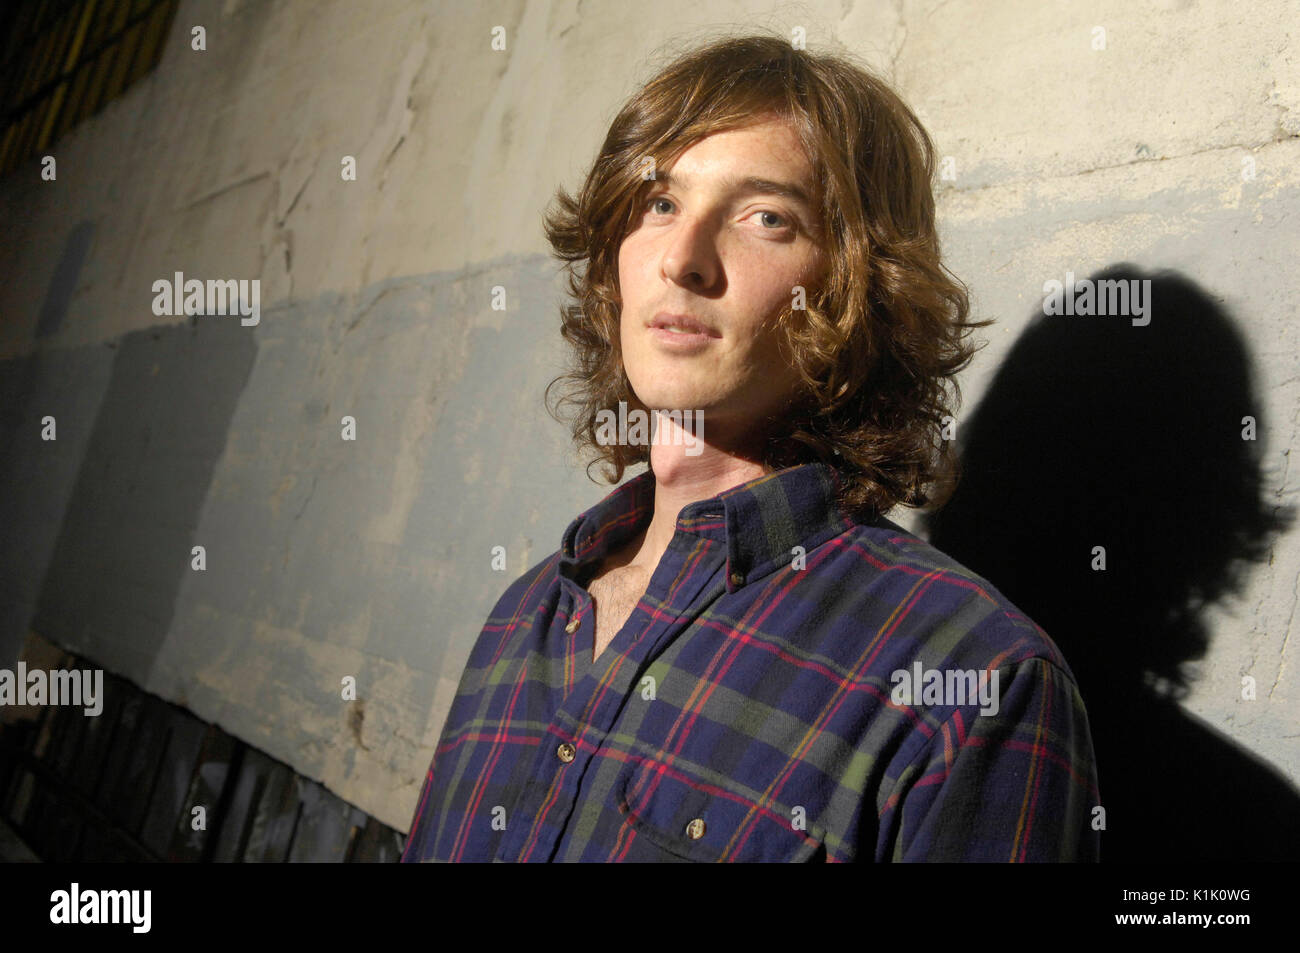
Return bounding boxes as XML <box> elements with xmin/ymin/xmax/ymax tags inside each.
<box><xmin>456</xmin><ymin>552</ymin><xmax>562</xmax><ymax>665</ymax></box>
<box><xmin>491</xmin><ymin>551</ymin><xmax>563</xmax><ymax>613</ymax></box>
<box><xmin>814</xmin><ymin>513</ymin><xmax>1075</xmax><ymax>680</ymax></box>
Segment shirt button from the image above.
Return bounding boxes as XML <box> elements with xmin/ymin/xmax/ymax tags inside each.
<box><xmin>685</xmin><ymin>818</ymin><xmax>706</xmax><ymax>839</ymax></box>
<box><xmin>729</xmin><ymin>571</ymin><xmax>744</xmax><ymax>587</ymax></box>
<box><xmin>556</xmin><ymin>742</ymin><xmax>576</xmax><ymax>763</ymax></box>
<box><xmin>564</xmin><ymin>616</ymin><xmax>579</xmax><ymax>634</ymax></box>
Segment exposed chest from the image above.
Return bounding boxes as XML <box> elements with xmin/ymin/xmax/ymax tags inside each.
<box><xmin>587</xmin><ymin>565</ymin><xmax>650</xmax><ymax>662</ymax></box>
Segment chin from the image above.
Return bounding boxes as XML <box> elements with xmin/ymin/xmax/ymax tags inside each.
<box><xmin>632</xmin><ymin>389</ymin><xmax>704</xmax><ymax>414</ymax></box>
<box><xmin>629</xmin><ymin>374</ymin><xmax>707</xmax><ymax>411</ymax></box>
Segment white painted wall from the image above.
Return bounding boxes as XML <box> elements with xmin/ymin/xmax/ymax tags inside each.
<box><xmin>0</xmin><ymin>0</ymin><xmax>1295</xmax><ymax>830</ymax></box>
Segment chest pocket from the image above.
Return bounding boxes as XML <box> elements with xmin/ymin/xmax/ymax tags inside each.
<box><xmin>615</xmin><ymin>754</ymin><xmax>827</xmax><ymax>863</ymax></box>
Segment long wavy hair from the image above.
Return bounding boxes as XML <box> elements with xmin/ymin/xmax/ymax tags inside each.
<box><xmin>543</xmin><ymin>32</ymin><xmax>988</xmax><ymax>520</ymax></box>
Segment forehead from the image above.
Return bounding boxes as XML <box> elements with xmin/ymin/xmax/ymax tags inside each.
<box><xmin>664</xmin><ymin>118</ymin><xmax>815</xmax><ymax>182</ymax></box>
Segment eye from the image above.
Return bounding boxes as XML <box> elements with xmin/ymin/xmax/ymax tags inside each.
<box><xmin>756</xmin><ymin>210</ymin><xmax>788</xmax><ymax>229</ymax></box>
<box><xmin>648</xmin><ymin>196</ymin><xmax>674</xmax><ymax>215</ymax></box>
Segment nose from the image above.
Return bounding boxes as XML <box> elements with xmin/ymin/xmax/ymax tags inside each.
<box><xmin>660</xmin><ymin>212</ymin><xmax>720</xmax><ymax>291</ymax></box>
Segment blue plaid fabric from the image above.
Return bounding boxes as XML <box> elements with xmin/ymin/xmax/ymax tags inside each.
<box><xmin>401</xmin><ymin>461</ymin><xmax>1101</xmax><ymax>862</ymax></box>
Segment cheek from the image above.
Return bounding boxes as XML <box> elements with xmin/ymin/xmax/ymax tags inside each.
<box><xmin>617</xmin><ymin>232</ymin><xmax>650</xmax><ymax>281</ymax></box>
<box><xmin>747</xmin><ymin>275</ymin><xmax>799</xmax><ymax>329</ymax></box>
<box><xmin>614</xmin><ymin>256</ymin><xmax>627</xmax><ymax>303</ymax></box>
<box><xmin>614</xmin><ymin>235</ymin><xmax>631</xmax><ymax>289</ymax></box>
<box><xmin>768</xmin><ymin>257</ymin><xmax>824</xmax><ymax>323</ymax></box>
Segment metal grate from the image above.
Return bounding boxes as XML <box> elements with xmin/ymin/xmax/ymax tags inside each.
<box><xmin>0</xmin><ymin>0</ymin><xmax>179</xmax><ymax>178</ymax></box>
<box><xmin>0</xmin><ymin>653</ymin><xmax>407</xmax><ymax>862</ymax></box>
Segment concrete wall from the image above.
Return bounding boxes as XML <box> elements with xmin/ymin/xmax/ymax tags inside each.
<box><xmin>0</xmin><ymin>0</ymin><xmax>1295</xmax><ymax>831</ymax></box>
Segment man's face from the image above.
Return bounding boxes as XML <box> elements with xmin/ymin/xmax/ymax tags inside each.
<box><xmin>616</xmin><ymin>117</ymin><xmax>827</xmax><ymax>448</ymax></box>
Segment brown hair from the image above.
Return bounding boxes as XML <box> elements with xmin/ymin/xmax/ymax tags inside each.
<box><xmin>543</xmin><ymin>31</ymin><xmax>988</xmax><ymax>520</ymax></box>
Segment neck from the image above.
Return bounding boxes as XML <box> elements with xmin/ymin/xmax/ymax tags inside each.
<box><xmin>620</xmin><ymin>412</ymin><xmax>775</xmax><ymax>574</ymax></box>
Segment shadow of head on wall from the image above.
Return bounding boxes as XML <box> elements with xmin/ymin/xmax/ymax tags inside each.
<box><xmin>922</xmin><ymin>264</ymin><xmax>1299</xmax><ymax>861</ymax></box>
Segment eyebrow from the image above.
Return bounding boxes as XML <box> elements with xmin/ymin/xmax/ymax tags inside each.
<box><xmin>653</xmin><ymin>170</ymin><xmax>817</xmax><ymax>212</ymax></box>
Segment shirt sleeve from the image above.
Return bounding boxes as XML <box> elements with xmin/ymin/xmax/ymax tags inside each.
<box><xmin>884</xmin><ymin>656</ymin><xmax>1102</xmax><ymax>862</ymax></box>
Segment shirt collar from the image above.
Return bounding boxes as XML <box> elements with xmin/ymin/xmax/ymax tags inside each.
<box><xmin>558</xmin><ymin>460</ymin><xmax>858</xmax><ymax>592</ymax></box>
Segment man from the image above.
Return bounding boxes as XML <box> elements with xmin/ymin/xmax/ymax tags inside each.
<box><xmin>401</xmin><ymin>33</ymin><xmax>1100</xmax><ymax>862</ymax></box>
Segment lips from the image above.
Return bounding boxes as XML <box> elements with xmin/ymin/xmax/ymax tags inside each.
<box><xmin>647</xmin><ymin>312</ymin><xmax>721</xmax><ymax>337</ymax></box>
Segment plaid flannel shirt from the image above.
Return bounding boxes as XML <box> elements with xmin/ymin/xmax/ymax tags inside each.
<box><xmin>401</xmin><ymin>461</ymin><xmax>1101</xmax><ymax>862</ymax></box>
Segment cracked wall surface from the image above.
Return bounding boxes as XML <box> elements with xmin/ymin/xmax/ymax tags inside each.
<box><xmin>0</xmin><ymin>0</ymin><xmax>1296</xmax><ymax>829</ymax></box>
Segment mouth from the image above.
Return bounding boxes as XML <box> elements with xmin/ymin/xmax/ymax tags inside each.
<box><xmin>647</xmin><ymin>312</ymin><xmax>722</xmax><ymax>337</ymax></box>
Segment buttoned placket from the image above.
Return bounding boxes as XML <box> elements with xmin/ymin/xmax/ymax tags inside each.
<box><xmin>494</xmin><ymin>518</ymin><xmax>729</xmax><ymax>862</ymax></box>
